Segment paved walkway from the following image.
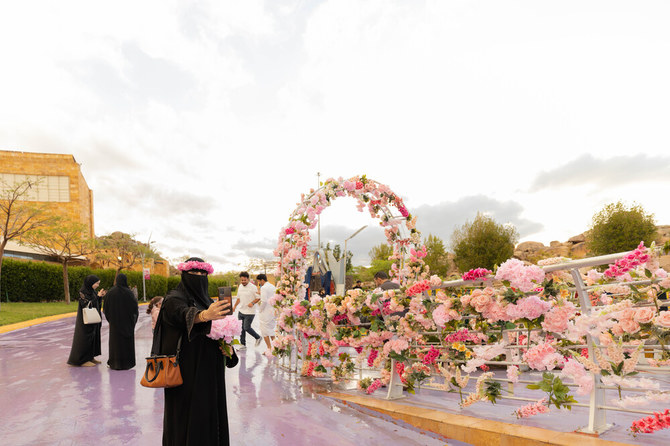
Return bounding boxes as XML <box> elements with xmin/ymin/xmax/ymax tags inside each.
<box><xmin>0</xmin><ymin>311</ymin><xmax>455</xmax><ymax>446</ymax></box>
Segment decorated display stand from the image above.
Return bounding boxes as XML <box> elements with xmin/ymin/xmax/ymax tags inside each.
<box><xmin>270</xmin><ymin>175</ymin><xmax>670</xmax><ymax>440</ymax></box>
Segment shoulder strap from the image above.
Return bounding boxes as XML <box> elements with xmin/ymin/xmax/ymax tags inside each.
<box><xmin>150</xmin><ymin>305</ymin><xmax>183</xmax><ymax>357</ymax></box>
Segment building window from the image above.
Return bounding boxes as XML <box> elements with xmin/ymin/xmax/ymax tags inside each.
<box><xmin>0</xmin><ymin>173</ymin><xmax>70</xmax><ymax>202</ymax></box>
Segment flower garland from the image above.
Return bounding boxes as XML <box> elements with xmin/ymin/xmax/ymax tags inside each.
<box><xmin>604</xmin><ymin>242</ymin><xmax>650</xmax><ymax>279</ymax></box>
<box><xmin>461</xmin><ymin>268</ymin><xmax>492</xmax><ymax>281</ymax></box>
<box><xmin>630</xmin><ymin>409</ymin><xmax>670</xmax><ymax>434</ymax></box>
<box><xmin>177</xmin><ymin>260</ymin><xmax>214</xmax><ymax>275</ymax></box>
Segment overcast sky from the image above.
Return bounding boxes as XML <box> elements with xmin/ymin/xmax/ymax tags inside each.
<box><xmin>2</xmin><ymin>1</ymin><xmax>669</xmax><ymax>272</ymax></box>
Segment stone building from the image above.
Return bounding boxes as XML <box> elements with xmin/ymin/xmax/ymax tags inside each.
<box><xmin>0</xmin><ymin>149</ymin><xmax>94</xmax><ymax>238</ymax></box>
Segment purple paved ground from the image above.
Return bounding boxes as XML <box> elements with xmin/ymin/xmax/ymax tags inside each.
<box><xmin>0</xmin><ymin>311</ymin><xmax>460</xmax><ymax>446</ymax></box>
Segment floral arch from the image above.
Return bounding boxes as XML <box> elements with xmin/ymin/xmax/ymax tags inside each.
<box><xmin>273</xmin><ymin>175</ymin><xmax>429</xmax><ymax>305</ymax></box>
<box><xmin>268</xmin><ymin>176</ymin><xmax>670</xmax><ymax>436</ymax></box>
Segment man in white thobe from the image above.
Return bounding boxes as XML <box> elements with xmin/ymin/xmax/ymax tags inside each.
<box><xmin>255</xmin><ymin>273</ymin><xmax>277</xmax><ymax>356</ymax></box>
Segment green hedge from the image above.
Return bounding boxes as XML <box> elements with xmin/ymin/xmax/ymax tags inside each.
<box><xmin>0</xmin><ymin>258</ymin><xmax>171</xmax><ymax>302</ymax></box>
<box><xmin>0</xmin><ymin>258</ymin><xmax>240</xmax><ymax>302</ymax></box>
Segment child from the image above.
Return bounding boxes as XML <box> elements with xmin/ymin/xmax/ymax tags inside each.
<box><xmin>146</xmin><ymin>296</ymin><xmax>164</xmax><ymax>332</ymax></box>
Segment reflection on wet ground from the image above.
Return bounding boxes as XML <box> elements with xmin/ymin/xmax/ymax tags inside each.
<box><xmin>0</xmin><ymin>311</ymin><xmax>457</xmax><ymax>446</ymax></box>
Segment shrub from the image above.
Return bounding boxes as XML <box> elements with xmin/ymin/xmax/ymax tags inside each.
<box><xmin>451</xmin><ymin>213</ymin><xmax>519</xmax><ymax>272</ymax></box>
<box><xmin>586</xmin><ymin>201</ymin><xmax>657</xmax><ymax>256</ymax></box>
<box><xmin>0</xmin><ymin>259</ymin><xmax>63</xmax><ymax>302</ymax></box>
<box><xmin>0</xmin><ymin>258</ymin><xmax>169</xmax><ymax>302</ymax></box>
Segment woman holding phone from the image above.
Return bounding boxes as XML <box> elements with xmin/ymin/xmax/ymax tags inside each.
<box><xmin>158</xmin><ymin>257</ymin><xmax>238</xmax><ymax>446</ymax></box>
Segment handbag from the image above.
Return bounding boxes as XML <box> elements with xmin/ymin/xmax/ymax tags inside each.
<box><xmin>82</xmin><ymin>302</ymin><xmax>101</xmax><ymax>324</ymax></box>
<box><xmin>140</xmin><ymin>308</ymin><xmax>183</xmax><ymax>388</ymax></box>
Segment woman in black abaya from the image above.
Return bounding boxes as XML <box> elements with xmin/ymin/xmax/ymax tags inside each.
<box><xmin>67</xmin><ymin>274</ymin><xmax>106</xmax><ymax>367</ymax></box>
<box><xmin>157</xmin><ymin>257</ymin><xmax>237</xmax><ymax>446</ymax></box>
<box><xmin>104</xmin><ymin>273</ymin><xmax>139</xmax><ymax>370</ymax></box>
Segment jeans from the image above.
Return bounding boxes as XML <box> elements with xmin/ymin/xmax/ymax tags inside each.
<box><xmin>238</xmin><ymin>312</ymin><xmax>260</xmax><ymax>345</ymax></box>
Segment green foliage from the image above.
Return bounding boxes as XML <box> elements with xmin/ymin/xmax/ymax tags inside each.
<box><xmin>0</xmin><ymin>258</ymin><xmax>169</xmax><ymax>302</ymax></box>
<box><xmin>369</xmin><ymin>243</ymin><xmax>393</xmax><ymax>261</ymax></box>
<box><xmin>0</xmin><ymin>258</ymin><xmax>63</xmax><ymax>302</ymax></box>
<box><xmin>526</xmin><ymin>372</ymin><xmax>577</xmax><ymax>410</ymax></box>
<box><xmin>485</xmin><ymin>381</ymin><xmax>502</xmax><ymax>404</ymax></box>
<box><xmin>0</xmin><ymin>302</ymin><xmax>79</xmax><ymax>326</ymax></box>
<box><xmin>586</xmin><ymin>201</ymin><xmax>657</xmax><ymax>256</ymax></box>
<box><xmin>450</xmin><ymin>213</ymin><xmax>518</xmax><ymax>272</ymax></box>
<box><xmin>423</xmin><ymin>234</ymin><xmax>449</xmax><ymax>277</ymax></box>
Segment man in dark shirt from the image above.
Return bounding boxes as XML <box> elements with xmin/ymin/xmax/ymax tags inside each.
<box><xmin>374</xmin><ymin>271</ymin><xmax>399</xmax><ymax>290</ymax></box>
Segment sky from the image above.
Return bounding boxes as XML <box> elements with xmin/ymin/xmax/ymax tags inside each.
<box><xmin>1</xmin><ymin>1</ymin><xmax>670</xmax><ymax>273</ymax></box>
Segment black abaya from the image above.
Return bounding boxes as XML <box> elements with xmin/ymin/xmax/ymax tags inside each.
<box><xmin>67</xmin><ymin>275</ymin><xmax>102</xmax><ymax>366</ymax></box>
<box><xmin>158</xmin><ymin>288</ymin><xmax>237</xmax><ymax>446</ymax></box>
<box><xmin>103</xmin><ymin>274</ymin><xmax>138</xmax><ymax>370</ymax></box>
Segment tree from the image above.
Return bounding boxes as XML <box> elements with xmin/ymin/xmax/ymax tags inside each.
<box><xmin>451</xmin><ymin>213</ymin><xmax>518</xmax><ymax>272</ymax></box>
<box><xmin>242</xmin><ymin>258</ymin><xmax>279</xmax><ymax>274</ymax></box>
<box><xmin>22</xmin><ymin>220</ymin><xmax>95</xmax><ymax>304</ymax></box>
<box><xmin>586</xmin><ymin>201</ymin><xmax>657</xmax><ymax>256</ymax></box>
<box><xmin>423</xmin><ymin>234</ymin><xmax>449</xmax><ymax>277</ymax></box>
<box><xmin>1</xmin><ymin>178</ymin><xmax>53</xmax><ymax>303</ymax></box>
<box><xmin>95</xmin><ymin>232</ymin><xmax>155</xmax><ymax>277</ymax></box>
<box><xmin>369</xmin><ymin>243</ymin><xmax>393</xmax><ymax>261</ymax></box>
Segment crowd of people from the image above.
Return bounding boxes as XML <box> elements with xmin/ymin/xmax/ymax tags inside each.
<box><xmin>65</xmin><ymin>261</ymin><xmax>387</xmax><ymax>445</ymax></box>
<box><xmin>66</xmin><ymin>262</ymin><xmax>280</xmax><ymax>445</ymax></box>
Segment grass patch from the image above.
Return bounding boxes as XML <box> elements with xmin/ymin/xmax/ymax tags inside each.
<box><xmin>0</xmin><ymin>302</ymin><xmax>77</xmax><ymax>326</ymax></box>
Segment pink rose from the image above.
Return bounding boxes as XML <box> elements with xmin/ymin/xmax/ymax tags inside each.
<box><xmin>654</xmin><ymin>311</ymin><xmax>670</xmax><ymax>328</ymax></box>
<box><xmin>292</xmin><ymin>301</ymin><xmax>307</xmax><ymax>317</ymax></box>
<box><xmin>620</xmin><ymin>319</ymin><xmax>641</xmax><ymax>334</ymax></box>
<box><xmin>633</xmin><ymin>307</ymin><xmax>655</xmax><ymax>324</ymax></box>
<box><xmin>470</xmin><ymin>293</ymin><xmax>492</xmax><ymax>312</ymax></box>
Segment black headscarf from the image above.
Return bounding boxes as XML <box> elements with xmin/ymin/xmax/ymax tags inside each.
<box><xmin>115</xmin><ymin>273</ymin><xmax>129</xmax><ymax>288</ymax></box>
<box><xmin>176</xmin><ymin>257</ymin><xmax>213</xmax><ymax>310</ymax></box>
<box><xmin>104</xmin><ymin>273</ymin><xmax>138</xmax><ymax>338</ymax></box>
<box><xmin>80</xmin><ymin>274</ymin><xmax>100</xmax><ymax>298</ymax></box>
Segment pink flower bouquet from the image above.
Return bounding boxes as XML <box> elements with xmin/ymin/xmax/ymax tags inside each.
<box><xmin>207</xmin><ymin>316</ymin><xmax>242</xmax><ymax>358</ymax></box>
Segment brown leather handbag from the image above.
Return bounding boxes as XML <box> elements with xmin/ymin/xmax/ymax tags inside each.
<box><xmin>140</xmin><ymin>309</ymin><xmax>183</xmax><ymax>388</ymax></box>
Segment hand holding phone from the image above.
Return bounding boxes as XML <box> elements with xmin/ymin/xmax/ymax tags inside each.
<box><xmin>218</xmin><ymin>287</ymin><xmax>232</xmax><ymax>316</ymax></box>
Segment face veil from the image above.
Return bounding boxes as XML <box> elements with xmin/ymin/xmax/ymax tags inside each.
<box><xmin>177</xmin><ymin>257</ymin><xmax>213</xmax><ymax>310</ymax></box>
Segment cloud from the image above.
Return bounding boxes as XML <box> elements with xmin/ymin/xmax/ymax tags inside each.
<box><xmin>231</xmin><ymin>238</ymin><xmax>276</xmax><ymax>259</ymax></box>
<box><xmin>531</xmin><ymin>154</ymin><xmax>670</xmax><ymax>190</ymax></box>
<box><xmin>412</xmin><ymin>196</ymin><xmax>544</xmax><ymax>247</ymax></box>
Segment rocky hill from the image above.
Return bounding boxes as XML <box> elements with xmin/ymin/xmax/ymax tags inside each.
<box><xmin>513</xmin><ymin>225</ymin><xmax>670</xmax><ymax>269</ymax></box>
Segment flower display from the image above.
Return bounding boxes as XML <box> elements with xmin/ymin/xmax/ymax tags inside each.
<box><xmin>514</xmin><ymin>399</ymin><xmax>549</xmax><ymax>418</ymax></box>
<box><xmin>269</xmin><ymin>183</ymin><xmax>670</xmax><ymax>432</ymax></box>
<box><xmin>461</xmin><ymin>268</ymin><xmax>492</xmax><ymax>281</ymax></box>
<box><xmin>630</xmin><ymin>409</ymin><xmax>670</xmax><ymax>434</ymax></box>
<box><xmin>207</xmin><ymin>316</ymin><xmax>242</xmax><ymax>358</ymax></box>
<box><xmin>495</xmin><ymin>258</ymin><xmax>545</xmax><ymax>292</ymax></box>
<box><xmin>522</xmin><ymin>343</ymin><xmax>564</xmax><ymax>371</ymax></box>
<box><xmin>604</xmin><ymin>242</ymin><xmax>650</xmax><ymax>279</ymax></box>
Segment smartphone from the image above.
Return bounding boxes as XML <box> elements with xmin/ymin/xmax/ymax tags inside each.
<box><xmin>218</xmin><ymin>287</ymin><xmax>232</xmax><ymax>316</ymax></box>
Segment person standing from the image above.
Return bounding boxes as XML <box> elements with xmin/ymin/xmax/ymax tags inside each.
<box><xmin>232</xmin><ymin>271</ymin><xmax>262</xmax><ymax>349</ymax></box>
<box><xmin>103</xmin><ymin>273</ymin><xmax>139</xmax><ymax>370</ymax></box>
<box><xmin>158</xmin><ymin>257</ymin><xmax>238</xmax><ymax>446</ymax></box>
<box><xmin>67</xmin><ymin>274</ymin><xmax>106</xmax><ymax>367</ymax></box>
<box><xmin>255</xmin><ymin>274</ymin><xmax>276</xmax><ymax>356</ymax></box>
